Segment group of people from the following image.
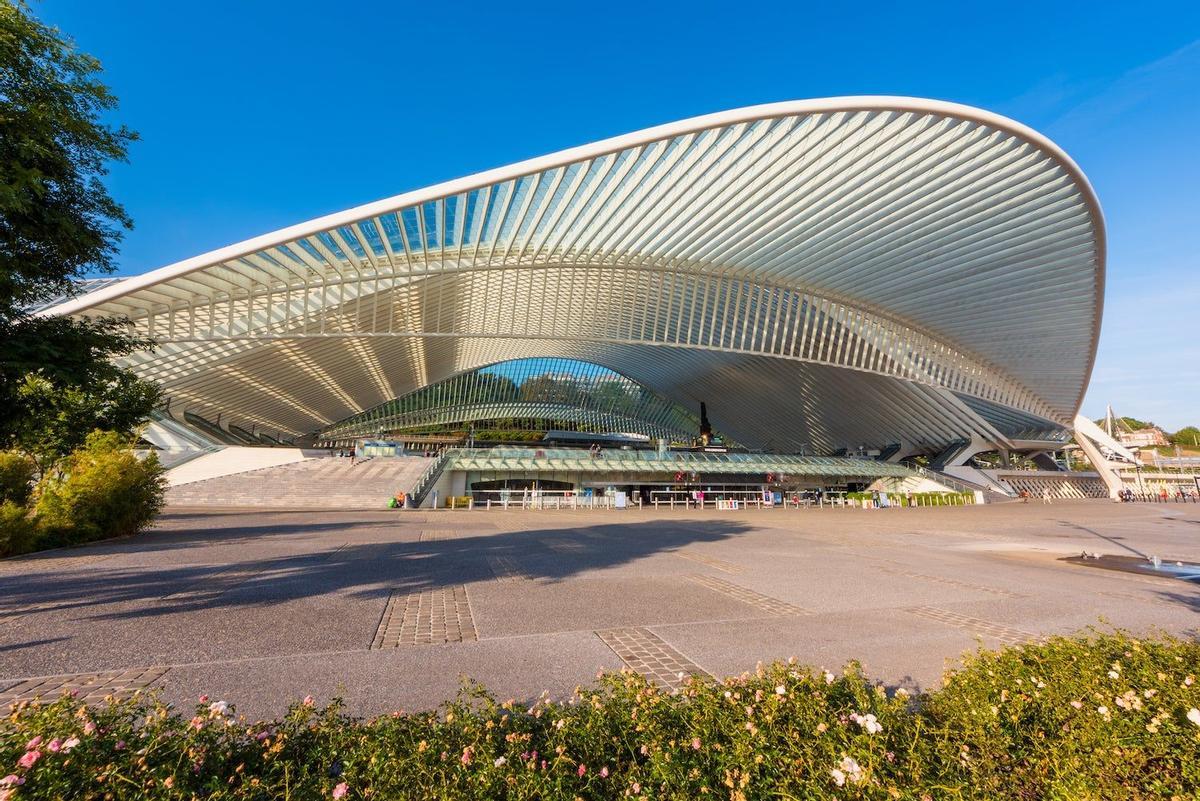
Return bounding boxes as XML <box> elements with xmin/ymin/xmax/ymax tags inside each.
<box><xmin>1018</xmin><ymin>488</ymin><xmax>1056</xmax><ymax>504</ymax></box>
<box><xmin>1119</xmin><ymin>487</ymin><xmax>1198</xmax><ymax>503</ymax></box>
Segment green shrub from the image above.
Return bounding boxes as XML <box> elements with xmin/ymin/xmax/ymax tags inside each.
<box><xmin>1</xmin><ymin>632</ymin><xmax>1197</xmax><ymax>799</ymax></box>
<box><xmin>33</xmin><ymin>430</ymin><xmax>165</xmax><ymax>548</ymax></box>
<box><xmin>0</xmin><ymin>499</ymin><xmax>39</xmax><ymax>557</ymax></box>
<box><xmin>0</xmin><ymin>450</ymin><xmax>35</xmax><ymax>506</ymax></box>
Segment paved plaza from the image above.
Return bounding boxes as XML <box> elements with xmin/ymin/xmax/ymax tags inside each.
<box><xmin>2</xmin><ymin>501</ymin><xmax>1198</xmax><ymax>719</ymax></box>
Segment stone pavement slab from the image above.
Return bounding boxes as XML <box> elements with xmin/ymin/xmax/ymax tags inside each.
<box><xmin>2</xmin><ymin>501</ymin><xmax>1197</xmax><ymax>718</ymax></box>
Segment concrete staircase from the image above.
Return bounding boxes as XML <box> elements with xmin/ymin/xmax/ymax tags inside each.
<box><xmin>166</xmin><ymin>456</ymin><xmax>432</xmax><ymax>509</ymax></box>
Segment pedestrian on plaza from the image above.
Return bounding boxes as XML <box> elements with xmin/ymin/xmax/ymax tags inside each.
<box><xmin>1042</xmin><ymin>487</ymin><xmax>1052</xmax><ymax>505</ymax></box>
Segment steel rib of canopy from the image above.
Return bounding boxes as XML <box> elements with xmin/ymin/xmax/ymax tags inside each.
<box><xmin>44</xmin><ymin>97</ymin><xmax>1104</xmax><ymax>455</ymax></box>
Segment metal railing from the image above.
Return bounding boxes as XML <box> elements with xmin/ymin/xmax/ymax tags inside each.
<box><xmin>409</xmin><ymin>450</ymin><xmax>451</xmax><ymax>507</ymax></box>
<box><xmin>909</xmin><ymin>464</ymin><xmax>992</xmax><ymax>495</ymax></box>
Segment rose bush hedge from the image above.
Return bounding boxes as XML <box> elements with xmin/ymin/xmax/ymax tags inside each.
<box><xmin>2</xmin><ymin>631</ymin><xmax>1198</xmax><ymax>799</ymax></box>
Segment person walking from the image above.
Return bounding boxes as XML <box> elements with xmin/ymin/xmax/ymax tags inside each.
<box><xmin>1042</xmin><ymin>487</ymin><xmax>1052</xmax><ymax>505</ymax></box>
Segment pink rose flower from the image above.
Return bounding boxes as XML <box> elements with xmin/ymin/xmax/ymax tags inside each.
<box><xmin>577</xmin><ymin>764</ymin><xmax>586</xmax><ymax>777</ymax></box>
<box><xmin>332</xmin><ymin>782</ymin><xmax>348</xmax><ymax>799</ymax></box>
<box><xmin>46</xmin><ymin>739</ymin><xmax>62</xmax><ymax>753</ymax></box>
<box><xmin>0</xmin><ymin>776</ymin><xmax>25</xmax><ymax>787</ymax></box>
<box><xmin>23</xmin><ymin>737</ymin><xmax>41</xmax><ymax>751</ymax></box>
<box><xmin>82</xmin><ymin>721</ymin><xmax>96</xmax><ymax>735</ymax></box>
<box><xmin>17</xmin><ymin>751</ymin><xmax>40</xmax><ymax>770</ymax></box>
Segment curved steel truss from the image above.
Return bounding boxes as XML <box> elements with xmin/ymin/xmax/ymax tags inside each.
<box><xmin>44</xmin><ymin>97</ymin><xmax>1104</xmax><ymax>455</ymax></box>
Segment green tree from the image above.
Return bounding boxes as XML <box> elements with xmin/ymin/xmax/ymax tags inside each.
<box><xmin>0</xmin><ymin>1</ymin><xmax>159</xmax><ymax>455</ymax></box>
<box><xmin>12</xmin><ymin>372</ymin><xmax>159</xmax><ymax>468</ymax></box>
<box><xmin>520</xmin><ymin>375</ymin><xmax>574</xmax><ymax>404</ymax></box>
<box><xmin>35</xmin><ymin>429</ymin><xmax>165</xmax><ymax>547</ymax></box>
<box><xmin>1171</xmin><ymin>426</ymin><xmax>1200</xmax><ymax>448</ymax></box>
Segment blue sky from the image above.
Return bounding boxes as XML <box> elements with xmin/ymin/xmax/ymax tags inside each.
<box><xmin>38</xmin><ymin>0</ymin><xmax>1200</xmax><ymax>429</ymax></box>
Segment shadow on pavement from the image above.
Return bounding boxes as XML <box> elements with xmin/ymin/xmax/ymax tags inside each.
<box><xmin>0</xmin><ymin>512</ymin><xmax>754</xmax><ymax>622</ymax></box>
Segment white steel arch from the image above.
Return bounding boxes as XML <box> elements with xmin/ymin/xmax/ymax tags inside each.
<box><xmin>44</xmin><ymin>97</ymin><xmax>1105</xmax><ymax>454</ymax></box>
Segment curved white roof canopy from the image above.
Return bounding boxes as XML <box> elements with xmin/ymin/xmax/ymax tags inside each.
<box><xmin>47</xmin><ymin>97</ymin><xmax>1104</xmax><ymax>453</ymax></box>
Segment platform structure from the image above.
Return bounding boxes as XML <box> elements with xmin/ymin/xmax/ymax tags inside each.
<box><xmin>415</xmin><ymin>446</ymin><xmax>960</xmax><ymax>508</ymax></box>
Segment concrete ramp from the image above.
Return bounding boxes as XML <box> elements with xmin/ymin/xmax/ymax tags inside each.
<box><xmin>166</xmin><ymin>456</ymin><xmax>431</xmax><ymax>509</ymax></box>
<box><xmin>166</xmin><ymin>447</ymin><xmax>316</xmax><ymax>487</ymax></box>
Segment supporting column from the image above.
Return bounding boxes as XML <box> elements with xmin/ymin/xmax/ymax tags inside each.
<box><xmin>1072</xmin><ymin>414</ymin><xmax>1137</xmax><ymax>499</ymax></box>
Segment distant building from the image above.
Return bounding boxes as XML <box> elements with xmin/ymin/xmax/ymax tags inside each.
<box><xmin>1119</xmin><ymin>427</ymin><xmax>1169</xmax><ymax>449</ymax></box>
<box><xmin>1102</xmin><ymin>406</ymin><xmax>1169</xmax><ymax>450</ymax></box>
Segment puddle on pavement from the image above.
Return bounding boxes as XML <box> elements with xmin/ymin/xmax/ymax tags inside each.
<box><xmin>1063</xmin><ymin>554</ymin><xmax>1200</xmax><ymax>583</ymax></box>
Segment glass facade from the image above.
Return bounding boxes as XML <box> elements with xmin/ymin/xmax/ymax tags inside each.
<box><xmin>320</xmin><ymin>358</ymin><xmax>707</xmax><ymax>444</ymax></box>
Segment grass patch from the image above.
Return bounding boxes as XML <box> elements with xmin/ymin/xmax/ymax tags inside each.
<box><xmin>2</xmin><ymin>632</ymin><xmax>1198</xmax><ymax>799</ymax></box>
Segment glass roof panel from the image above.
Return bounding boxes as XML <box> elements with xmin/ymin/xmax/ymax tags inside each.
<box><xmin>422</xmin><ymin>201</ymin><xmax>439</xmax><ymax>250</ymax></box>
<box><xmin>336</xmin><ymin>227</ymin><xmax>367</xmax><ymax>259</ymax></box>
<box><xmin>377</xmin><ymin>213</ymin><xmax>405</xmax><ymax>253</ymax></box>
<box><xmin>357</xmin><ymin>221</ymin><xmax>387</xmax><ymax>256</ymax></box>
<box><xmin>316</xmin><ymin>231</ymin><xmax>348</xmax><ymax>261</ymax></box>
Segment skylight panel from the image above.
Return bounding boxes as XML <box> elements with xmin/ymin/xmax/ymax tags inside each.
<box><xmin>357</xmin><ymin>220</ymin><xmax>388</xmax><ymax>256</ymax></box>
<box><xmin>336</xmin><ymin>226</ymin><xmax>368</xmax><ymax>258</ymax></box>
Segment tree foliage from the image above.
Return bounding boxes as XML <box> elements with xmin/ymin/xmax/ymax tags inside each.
<box><xmin>0</xmin><ymin>1</ymin><xmax>160</xmax><ymax>456</ymax></box>
<box><xmin>34</xmin><ymin>429</ymin><xmax>165</xmax><ymax>548</ymax></box>
<box><xmin>1170</xmin><ymin>426</ymin><xmax>1200</xmax><ymax>447</ymax></box>
<box><xmin>0</xmin><ymin>0</ymin><xmax>136</xmax><ymax>313</ymax></box>
<box><xmin>0</xmin><ymin>448</ymin><xmax>34</xmax><ymax>504</ymax></box>
<box><xmin>11</xmin><ymin>371</ymin><xmax>160</xmax><ymax>466</ymax></box>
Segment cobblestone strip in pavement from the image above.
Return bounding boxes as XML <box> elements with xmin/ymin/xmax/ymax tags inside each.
<box><xmin>541</xmin><ymin>539</ymin><xmax>586</xmax><ymax>553</ymax></box>
<box><xmin>0</xmin><ymin>602</ymin><xmax>59</xmax><ymax>621</ymax></box>
<box><xmin>0</xmin><ymin>552</ymin><xmax>115</xmax><ymax>572</ymax></box>
<box><xmin>905</xmin><ymin>606</ymin><xmax>1036</xmax><ymax>645</ymax></box>
<box><xmin>595</xmin><ymin>627</ymin><xmax>711</xmax><ymax>690</ymax></box>
<box><xmin>487</xmin><ymin>554</ymin><xmax>533</xmax><ymax>583</ymax></box>
<box><xmin>372</xmin><ymin>585</ymin><xmax>478</xmax><ymax>647</ymax></box>
<box><xmin>421</xmin><ymin>530</ymin><xmax>475</xmax><ymax>542</ymax></box>
<box><xmin>869</xmin><ymin>564</ymin><xmax>1025</xmax><ymax>598</ymax></box>
<box><xmin>0</xmin><ymin>666</ymin><xmax>170</xmax><ymax>705</ymax></box>
<box><xmin>160</xmin><ymin>566</ymin><xmax>260</xmax><ymax>603</ymax></box>
<box><xmin>686</xmin><ymin>574</ymin><xmax>813</xmax><ymax>617</ymax></box>
<box><xmin>673</xmin><ymin>550</ymin><xmax>744</xmax><ymax>574</ymax></box>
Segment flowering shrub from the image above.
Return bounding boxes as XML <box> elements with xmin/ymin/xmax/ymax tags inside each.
<box><xmin>1</xmin><ymin>632</ymin><xmax>1197</xmax><ymax>799</ymax></box>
